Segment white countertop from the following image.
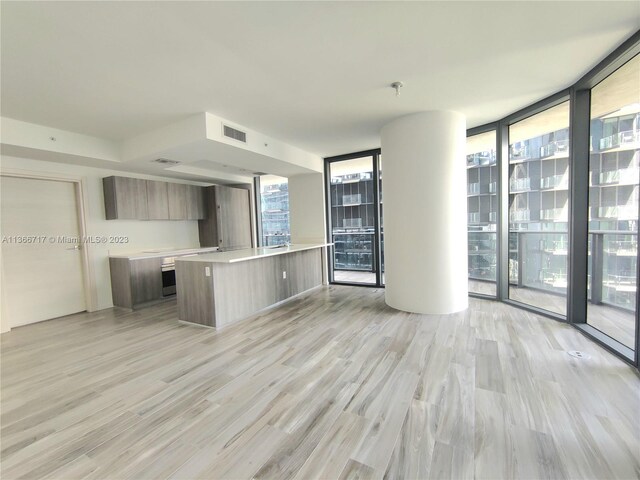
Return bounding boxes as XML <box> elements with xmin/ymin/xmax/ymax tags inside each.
<box><xmin>176</xmin><ymin>243</ymin><xmax>329</xmax><ymax>264</ymax></box>
<box><xmin>109</xmin><ymin>247</ymin><xmax>219</xmax><ymax>260</ymax></box>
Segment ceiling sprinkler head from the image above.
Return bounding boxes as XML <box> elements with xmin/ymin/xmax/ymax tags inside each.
<box><xmin>391</xmin><ymin>81</ymin><xmax>404</xmax><ymax>97</ymax></box>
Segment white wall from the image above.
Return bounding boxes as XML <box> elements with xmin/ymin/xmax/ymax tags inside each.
<box><xmin>288</xmin><ymin>172</ymin><xmax>328</xmax><ymax>284</ymax></box>
<box><xmin>0</xmin><ymin>155</ymin><xmax>204</xmax><ymax>318</ymax></box>
<box><xmin>288</xmin><ymin>173</ymin><xmax>326</xmax><ymax>244</ymax></box>
<box><xmin>1</xmin><ymin>117</ymin><xmax>120</xmax><ymax>163</ymax></box>
<box><xmin>0</xmin><ymin>246</ymin><xmax>8</xmax><ymax>333</ymax></box>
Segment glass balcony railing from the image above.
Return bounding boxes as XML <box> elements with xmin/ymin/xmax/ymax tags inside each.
<box><xmin>342</xmin><ymin>218</ymin><xmax>363</xmax><ymax>228</ymax></box>
<box><xmin>510</xmin><ymin>210</ymin><xmax>530</xmax><ymax>222</ymax></box>
<box><xmin>543</xmin><ymin>271</ymin><xmax>568</xmax><ymax>288</ymax></box>
<box><xmin>599</xmin><ymin>167</ymin><xmax>640</xmax><ymax>185</ymax></box>
<box><xmin>468</xmin><ymin>182</ymin><xmax>496</xmax><ymax>195</ymax></box>
<box><xmin>540</xmin><ymin>139</ymin><xmax>569</xmax><ymax>158</ymax></box>
<box><xmin>540</xmin><ymin>174</ymin><xmax>569</xmax><ymax>189</ymax></box>
<box><xmin>508</xmin><ymin>231</ymin><xmax>569</xmax><ymax>294</ymax></box>
<box><xmin>598</xmin><ymin>129</ymin><xmax>640</xmax><ymax>150</ymax></box>
<box><xmin>510</xmin><ymin>177</ymin><xmax>531</xmax><ymax>191</ymax></box>
<box><xmin>540</xmin><ymin>207</ymin><xmax>568</xmax><ymax>221</ymax></box>
<box><xmin>331</xmin><ymin>172</ymin><xmax>372</xmax><ymax>184</ymax></box>
<box><xmin>332</xmin><ymin>231</ymin><xmax>375</xmax><ymax>272</ymax></box>
<box><xmin>342</xmin><ymin>194</ymin><xmax>362</xmax><ymax>206</ymax></box>
<box><xmin>467</xmin><ymin>231</ymin><xmax>497</xmax><ymax>282</ymax></box>
<box><xmin>597</xmin><ymin>205</ymin><xmax>639</xmax><ymax>220</ymax></box>
<box><xmin>605</xmin><ymin>239</ymin><xmax>638</xmax><ymax>255</ymax></box>
<box><xmin>594</xmin><ymin>232</ymin><xmax>638</xmax><ymax>310</ymax></box>
<box><xmin>510</xmin><ymin>144</ymin><xmax>530</xmax><ymax>160</ymax></box>
<box><xmin>466</xmin><ymin>151</ymin><xmax>496</xmax><ymax>167</ymax></box>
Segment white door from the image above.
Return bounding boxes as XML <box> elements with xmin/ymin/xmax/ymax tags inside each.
<box><xmin>1</xmin><ymin>176</ymin><xmax>86</xmax><ymax>327</ymax></box>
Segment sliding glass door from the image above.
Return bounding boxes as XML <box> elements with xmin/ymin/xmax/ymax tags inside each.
<box><xmin>326</xmin><ymin>152</ymin><xmax>383</xmax><ymax>286</ymax></box>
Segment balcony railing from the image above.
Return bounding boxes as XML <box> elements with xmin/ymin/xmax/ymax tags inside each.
<box><xmin>510</xmin><ymin>177</ymin><xmax>531</xmax><ymax>191</ymax></box>
<box><xmin>510</xmin><ymin>210</ymin><xmax>530</xmax><ymax>222</ymax></box>
<box><xmin>343</xmin><ymin>218</ymin><xmax>363</xmax><ymax>228</ymax></box>
<box><xmin>332</xmin><ymin>232</ymin><xmax>375</xmax><ymax>271</ymax></box>
<box><xmin>466</xmin><ymin>152</ymin><xmax>496</xmax><ymax>167</ymax></box>
<box><xmin>598</xmin><ymin>167</ymin><xmax>639</xmax><ymax>185</ymax></box>
<box><xmin>598</xmin><ymin>129</ymin><xmax>640</xmax><ymax>150</ymax></box>
<box><xmin>510</xmin><ymin>144</ymin><xmax>530</xmax><ymax>160</ymax></box>
<box><xmin>342</xmin><ymin>194</ymin><xmax>362</xmax><ymax>206</ymax></box>
<box><xmin>540</xmin><ymin>208</ymin><xmax>567</xmax><ymax>221</ymax></box>
<box><xmin>543</xmin><ymin>272</ymin><xmax>568</xmax><ymax>288</ymax></box>
<box><xmin>540</xmin><ymin>139</ymin><xmax>569</xmax><ymax>158</ymax></box>
<box><xmin>331</xmin><ymin>172</ymin><xmax>372</xmax><ymax>184</ymax></box>
<box><xmin>605</xmin><ymin>239</ymin><xmax>638</xmax><ymax>255</ymax></box>
<box><xmin>596</xmin><ymin>205</ymin><xmax>638</xmax><ymax>220</ymax></box>
<box><xmin>540</xmin><ymin>174</ymin><xmax>569</xmax><ymax>190</ymax></box>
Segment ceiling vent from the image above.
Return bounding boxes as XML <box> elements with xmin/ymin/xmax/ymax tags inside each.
<box><xmin>223</xmin><ymin>124</ymin><xmax>247</xmax><ymax>143</ymax></box>
<box><xmin>253</xmin><ymin>171</ymin><xmax>267</xmax><ymax>176</ymax></box>
<box><xmin>152</xmin><ymin>158</ymin><xmax>181</xmax><ymax>166</ymax></box>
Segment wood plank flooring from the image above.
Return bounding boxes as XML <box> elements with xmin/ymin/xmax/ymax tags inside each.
<box><xmin>1</xmin><ymin>286</ymin><xmax>639</xmax><ymax>480</ymax></box>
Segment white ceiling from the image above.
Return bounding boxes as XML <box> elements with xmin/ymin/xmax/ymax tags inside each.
<box><xmin>1</xmin><ymin>1</ymin><xmax>639</xmax><ymax>159</ymax></box>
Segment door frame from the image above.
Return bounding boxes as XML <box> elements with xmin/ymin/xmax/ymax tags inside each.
<box><xmin>0</xmin><ymin>169</ymin><xmax>97</xmax><ymax>327</ymax></box>
<box><xmin>324</xmin><ymin>149</ymin><xmax>384</xmax><ymax>287</ymax></box>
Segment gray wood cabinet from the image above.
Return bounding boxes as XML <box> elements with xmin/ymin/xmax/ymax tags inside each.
<box><xmin>186</xmin><ymin>185</ymin><xmax>205</xmax><ymax>220</ymax></box>
<box><xmin>145</xmin><ymin>180</ymin><xmax>169</xmax><ymax>220</ymax></box>
<box><xmin>109</xmin><ymin>257</ymin><xmax>163</xmax><ymax>308</ymax></box>
<box><xmin>168</xmin><ymin>183</ymin><xmax>188</xmax><ymax>220</ymax></box>
<box><xmin>104</xmin><ymin>176</ymin><xmax>205</xmax><ymax>221</ymax></box>
<box><xmin>168</xmin><ymin>184</ymin><xmax>205</xmax><ymax>220</ymax></box>
<box><xmin>176</xmin><ymin>248</ymin><xmax>322</xmax><ymax>328</ymax></box>
<box><xmin>199</xmin><ymin>185</ymin><xmax>252</xmax><ymax>250</ymax></box>
<box><xmin>103</xmin><ymin>176</ymin><xmax>149</xmax><ymax>220</ymax></box>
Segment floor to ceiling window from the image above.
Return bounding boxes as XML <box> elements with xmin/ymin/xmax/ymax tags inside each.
<box><xmin>586</xmin><ymin>54</ymin><xmax>639</xmax><ymax>350</ymax></box>
<box><xmin>507</xmin><ymin>101</ymin><xmax>570</xmax><ymax>315</ymax></box>
<box><xmin>467</xmin><ymin>130</ymin><xmax>498</xmax><ymax>296</ymax></box>
<box><xmin>326</xmin><ymin>152</ymin><xmax>382</xmax><ymax>286</ymax></box>
<box><xmin>324</xmin><ymin>33</ymin><xmax>639</xmax><ymax>366</ymax></box>
<box><xmin>379</xmin><ymin>155</ymin><xmax>385</xmax><ymax>285</ymax></box>
<box><xmin>258</xmin><ymin>175</ymin><xmax>290</xmax><ymax>246</ymax></box>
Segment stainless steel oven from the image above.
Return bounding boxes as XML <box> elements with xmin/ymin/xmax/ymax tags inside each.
<box><xmin>161</xmin><ymin>257</ymin><xmax>176</xmax><ymax>297</ymax></box>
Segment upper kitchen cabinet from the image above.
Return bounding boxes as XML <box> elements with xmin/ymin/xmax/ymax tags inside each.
<box><xmin>168</xmin><ymin>183</ymin><xmax>205</xmax><ymax>220</ymax></box>
<box><xmin>103</xmin><ymin>176</ymin><xmax>149</xmax><ymax>220</ymax></box>
<box><xmin>199</xmin><ymin>185</ymin><xmax>252</xmax><ymax>250</ymax></box>
<box><xmin>145</xmin><ymin>180</ymin><xmax>169</xmax><ymax>220</ymax></box>
<box><xmin>186</xmin><ymin>185</ymin><xmax>205</xmax><ymax>220</ymax></box>
<box><xmin>168</xmin><ymin>183</ymin><xmax>188</xmax><ymax>220</ymax></box>
<box><xmin>104</xmin><ymin>176</ymin><xmax>206</xmax><ymax>221</ymax></box>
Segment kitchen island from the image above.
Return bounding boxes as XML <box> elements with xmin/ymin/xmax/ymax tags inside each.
<box><xmin>175</xmin><ymin>244</ymin><xmax>327</xmax><ymax>328</ymax></box>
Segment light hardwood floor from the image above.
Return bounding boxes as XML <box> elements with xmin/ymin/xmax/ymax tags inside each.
<box><xmin>1</xmin><ymin>286</ymin><xmax>639</xmax><ymax>480</ymax></box>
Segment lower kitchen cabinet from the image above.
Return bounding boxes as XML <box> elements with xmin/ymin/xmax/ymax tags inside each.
<box><xmin>109</xmin><ymin>257</ymin><xmax>163</xmax><ymax>308</ymax></box>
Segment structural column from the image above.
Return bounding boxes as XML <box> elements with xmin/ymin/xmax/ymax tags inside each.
<box><xmin>381</xmin><ymin>111</ymin><xmax>468</xmax><ymax>314</ymax></box>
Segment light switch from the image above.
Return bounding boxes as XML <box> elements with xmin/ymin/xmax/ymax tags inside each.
<box><xmin>205</xmin><ymin>266</ymin><xmax>211</xmax><ymax>277</ymax></box>
<box><xmin>282</xmin><ymin>271</ymin><xmax>287</xmax><ymax>279</ymax></box>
